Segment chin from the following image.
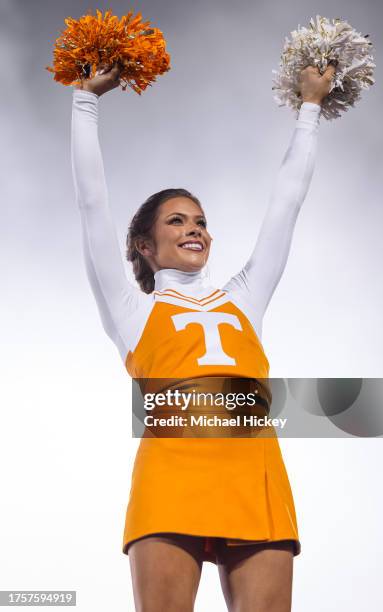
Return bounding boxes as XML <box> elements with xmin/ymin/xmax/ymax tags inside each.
<box><xmin>177</xmin><ymin>256</ymin><xmax>206</xmax><ymax>272</ymax></box>
<box><xmin>180</xmin><ymin>263</ymin><xmax>204</xmax><ymax>272</ymax></box>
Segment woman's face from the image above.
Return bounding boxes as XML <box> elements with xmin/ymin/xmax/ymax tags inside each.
<box><xmin>138</xmin><ymin>196</ymin><xmax>212</xmax><ymax>273</ymax></box>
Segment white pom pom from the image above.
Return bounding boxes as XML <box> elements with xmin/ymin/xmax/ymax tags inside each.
<box><xmin>272</xmin><ymin>15</ymin><xmax>376</xmax><ymax>120</ymax></box>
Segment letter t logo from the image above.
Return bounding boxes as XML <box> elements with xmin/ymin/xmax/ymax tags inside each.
<box><xmin>171</xmin><ymin>312</ymin><xmax>242</xmax><ymax>366</ymax></box>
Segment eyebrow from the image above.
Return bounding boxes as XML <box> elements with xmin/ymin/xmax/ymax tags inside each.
<box><xmin>165</xmin><ymin>212</ymin><xmax>206</xmax><ymax>219</ymax></box>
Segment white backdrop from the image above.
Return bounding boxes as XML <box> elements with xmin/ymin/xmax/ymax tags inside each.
<box><xmin>1</xmin><ymin>0</ymin><xmax>382</xmax><ymax>610</ymax></box>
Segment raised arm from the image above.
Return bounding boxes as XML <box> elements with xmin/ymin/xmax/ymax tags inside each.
<box><xmin>223</xmin><ymin>64</ymin><xmax>336</xmax><ymax>337</ymax></box>
<box><xmin>71</xmin><ymin>69</ymin><xmax>147</xmax><ymax>362</ymax></box>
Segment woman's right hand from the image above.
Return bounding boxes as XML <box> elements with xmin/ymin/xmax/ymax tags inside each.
<box><xmin>74</xmin><ymin>62</ymin><xmax>122</xmax><ymax>97</ymax></box>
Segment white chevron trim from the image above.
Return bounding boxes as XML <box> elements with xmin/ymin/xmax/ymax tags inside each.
<box><xmin>154</xmin><ymin>291</ymin><xmax>231</xmax><ymax>311</ymax></box>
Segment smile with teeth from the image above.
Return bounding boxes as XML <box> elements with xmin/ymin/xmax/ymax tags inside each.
<box><xmin>179</xmin><ymin>242</ymin><xmax>203</xmax><ymax>251</ymax></box>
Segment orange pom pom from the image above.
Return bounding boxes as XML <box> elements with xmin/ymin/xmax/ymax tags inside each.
<box><xmin>46</xmin><ymin>8</ymin><xmax>171</xmax><ymax>94</ymax></box>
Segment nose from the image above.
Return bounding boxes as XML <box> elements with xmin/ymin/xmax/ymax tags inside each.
<box><xmin>186</xmin><ymin>223</ymin><xmax>202</xmax><ymax>237</ymax></box>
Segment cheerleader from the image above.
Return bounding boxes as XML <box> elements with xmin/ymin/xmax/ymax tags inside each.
<box><xmin>71</xmin><ymin>61</ymin><xmax>335</xmax><ymax>612</ymax></box>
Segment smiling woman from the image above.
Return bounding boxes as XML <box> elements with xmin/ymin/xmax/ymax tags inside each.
<box><xmin>129</xmin><ymin>194</ymin><xmax>212</xmax><ymax>280</ymax></box>
<box><xmin>71</xmin><ymin>60</ymin><xmax>334</xmax><ymax>611</ymax></box>
<box><xmin>125</xmin><ymin>188</ymin><xmax>211</xmax><ymax>293</ymax></box>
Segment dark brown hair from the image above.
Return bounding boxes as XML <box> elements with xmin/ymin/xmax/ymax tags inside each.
<box><xmin>126</xmin><ymin>188</ymin><xmax>203</xmax><ymax>294</ymax></box>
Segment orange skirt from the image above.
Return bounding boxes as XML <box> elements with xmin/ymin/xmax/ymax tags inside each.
<box><xmin>122</xmin><ymin>434</ymin><xmax>301</xmax><ymax>564</ymax></box>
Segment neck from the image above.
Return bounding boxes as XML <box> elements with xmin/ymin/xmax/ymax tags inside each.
<box><xmin>153</xmin><ymin>266</ymin><xmax>210</xmax><ymax>293</ymax></box>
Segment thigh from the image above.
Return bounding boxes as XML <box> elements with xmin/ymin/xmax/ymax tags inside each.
<box><xmin>128</xmin><ymin>532</ymin><xmax>204</xmax><ymax>612</ymax></box>
<box><xmin>217</xmin><ymin>540</ymin><xmax>294</xmax><ymax>612</ymax></box>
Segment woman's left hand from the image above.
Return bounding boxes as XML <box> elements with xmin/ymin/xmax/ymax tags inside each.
<box><xmin>298</xmin><ymin>62</ymin><xmax>337</xmax><ymax>105</ymax></box>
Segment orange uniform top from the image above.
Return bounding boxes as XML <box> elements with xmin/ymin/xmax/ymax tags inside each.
<box><xmin>126</xmin><ymin>279</ymin><xmax>269</xmax><ymax>380</ymax></box>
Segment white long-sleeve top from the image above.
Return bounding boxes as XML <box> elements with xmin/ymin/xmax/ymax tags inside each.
<box><xmin>71</xmin><ymin>89</ymin><xmax>321</xmax><ymax>367</ymax></box>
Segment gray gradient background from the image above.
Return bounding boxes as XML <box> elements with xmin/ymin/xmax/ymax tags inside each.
<box><xmin>1</xmin><ymin>0</ymin><xmax>382</xmax><ymax>610</ymax></box>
